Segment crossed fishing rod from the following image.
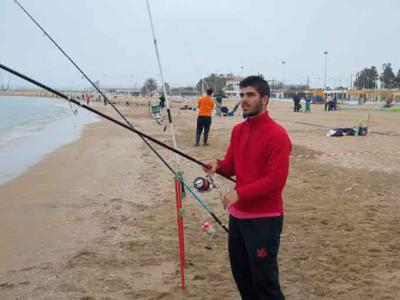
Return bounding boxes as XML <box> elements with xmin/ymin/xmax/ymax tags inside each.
<box><xmin>5</xmin><ymin>0</ymin><xmax>234</xmax><ymax>233</ymax></box>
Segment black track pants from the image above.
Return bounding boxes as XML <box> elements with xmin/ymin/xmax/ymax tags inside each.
<box><xmin>196</xmin><ymin>116</ymin><xmax>212</xmax><ymax>144</ymax></box>
<box><xmin>228</xmin><ymin>215</ymin><xmax>285</xmax><ymax>300</ymax></box>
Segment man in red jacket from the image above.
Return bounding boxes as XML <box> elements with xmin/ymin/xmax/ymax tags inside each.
<box><xmin>203</xmin><ymin>76</ymin><xmax>291</xmax><ymax>299</ymax></box>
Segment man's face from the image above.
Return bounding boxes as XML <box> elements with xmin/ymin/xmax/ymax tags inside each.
<box><xmin>240</xmin><ymin>86</ymin><xmax>269</xmax><ymax>118</ymax></box>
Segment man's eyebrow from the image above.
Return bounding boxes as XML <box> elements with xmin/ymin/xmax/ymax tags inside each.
<box><xmin>240</xmin><ymin>92</ymin><xmax>256</xmax><ymax>96</ymax></box>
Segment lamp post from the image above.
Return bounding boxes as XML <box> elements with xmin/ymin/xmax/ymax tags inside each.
<box><xmin>324</xmin><ymin>51</ymin><xmax>328</xmax><ymax>89</ymax></box>
<box><xmin>281</xmin><ymin>61</ymin><xmax>286</xmax><ymax>98</ymax></box>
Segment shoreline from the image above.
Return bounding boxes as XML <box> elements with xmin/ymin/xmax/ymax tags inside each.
<box><xmin>0</xmin><ymin>96</ymin><xmax>99</xmax><ymax>185</ymax></box>
<box><xmin>0</xmin><ymin>120</ymin><xmax>109</xmax><ymax>272</ymax></box>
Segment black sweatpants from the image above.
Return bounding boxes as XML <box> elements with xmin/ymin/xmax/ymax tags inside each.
<box><xmin>229</xmin><ymin>215</ymin><xmax>284</xmax><ymax>300</ymax></box>
<box><xmin>196</xmin><ymin>116</ymin><xmax>212</xmax><ymax>143</ymax></box>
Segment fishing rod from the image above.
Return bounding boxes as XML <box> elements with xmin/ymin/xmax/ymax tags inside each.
<box><xmin>15</xmin><ymin>1</ymin><xmax>126</xmax><ymax>122</ymax></box>
<box><xmin>13</xmin><ymin>1</ymin><xmax>232</xmax><ymax>231</ymax></box>
<box><xmin>0</xmin><ymin>64</ymin><xmax>234</xmax><ymax>184</ymax></box>
<box><xmin>13</xmin><ymin>0</ymin><xmax>183</xmax><ymax>177</ymax></box>
<box><xmin>145</xmin><ymin>0</ymin><xmax>179</xmax><ymax>159</ymax></box>
<box><xmin>182</xmin><ymin>181</ymin><xmax>229</xmax><ymax>233</ymax></box>
<box><xmin>13</xmin><ymin>0</ymin><xmax>234</xmax><ymax>180</ymax></box>
<box><xmin>0</xmin><ymin>63</ymin><xmax>231</xmax><ymax>232</ymax></box>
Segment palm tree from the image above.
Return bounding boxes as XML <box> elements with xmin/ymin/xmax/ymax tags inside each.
<box><xmin>141</xmin><ymin>78</ymin><xmax>158</xmax><ymax>96</ymax></box>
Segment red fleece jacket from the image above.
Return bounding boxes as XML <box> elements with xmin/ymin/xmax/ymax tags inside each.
<box><xmin>218</xmin><ymin>112</ymin><xmax>291</xmax><ymax>217</ymax></box>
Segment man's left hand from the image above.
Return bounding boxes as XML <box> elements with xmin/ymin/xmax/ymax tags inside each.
<box><xmin>222</xmin><ymin>191</ymin><xmax>239</xmax><ymax>210</ymax></box>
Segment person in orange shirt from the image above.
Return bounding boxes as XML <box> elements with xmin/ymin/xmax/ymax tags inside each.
<box><xmin>195</xmin><ymin>88</ymin><xmax>215</xmax><ymax>146</ymax></box>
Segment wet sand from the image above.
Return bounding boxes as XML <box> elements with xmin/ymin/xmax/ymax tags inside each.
<box><xmin>0</xmin><ymin>100</ymin><xmax>399</xmax><ymax>299</ymax></box>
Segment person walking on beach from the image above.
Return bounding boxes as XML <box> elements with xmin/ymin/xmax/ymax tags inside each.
<box><xmin>305</xmin><ymin>95</ymin><xmax>312</xmax><ymax>113</ymax></box>
<box><xmin>195</xmin><ymin>88</ymin><xmax>214</xmax><ymax>146</ymax></box>
<box><xmin>215</xmin><ymin>93</ymin><xmax>223</xmax><ymax>116</ymax></box>
<box><xmin>293</xmin><ymin>93</ymin><xmax>301</xmax><ymax>112</ymax></box>
<box><xmin>159</xmin><ymin>93</ymin><xmax>166</xmax><ymax>110</ymax></box>
<box><xmin>333</xmin><ymin>94</ymin><xmax>337</xmax><ymax>111</ymax></box>
<box><xmin>202</xmin><ymin>76</ymin><xmax>291</xmax><ymax>299</ymax></box>
<box><xmin>85</xmin><ymin>94</ymin><xmax>92</xmax><ymax>106</ymax></box>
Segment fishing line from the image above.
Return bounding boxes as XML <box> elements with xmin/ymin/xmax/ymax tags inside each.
<box><xmin>145</xmin><ymin>0</ymin><xmax>179</xmax><ymax>165</ymax></box>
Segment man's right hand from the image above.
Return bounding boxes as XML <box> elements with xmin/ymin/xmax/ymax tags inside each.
<box><xmin>202</xmin><ymin>160</ymin><xmax>218</xmax><ymax>175</ymax></box>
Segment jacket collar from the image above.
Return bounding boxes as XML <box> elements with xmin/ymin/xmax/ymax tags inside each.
<box><xmin>246</xmin><ymin>111</ymin><xmax>270</xmax><ymax>128</ymax></box>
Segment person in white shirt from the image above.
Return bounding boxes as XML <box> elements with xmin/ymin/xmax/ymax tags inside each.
<box><xmin>325</xmin><ymin>95</ymin><xmax>332</xmax><ymax>111</ymax></box>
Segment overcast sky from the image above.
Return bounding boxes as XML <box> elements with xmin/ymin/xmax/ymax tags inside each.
<box><xmin>1</xmin><ymin>0</ymin><xmax>399</xmax><ymax>89</ymax></box>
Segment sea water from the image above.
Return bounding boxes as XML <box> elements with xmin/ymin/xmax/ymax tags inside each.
<box><xmin>0</xmin><ymin>96</ymin><xmax>99</xmax><ymax>185</ymax></box>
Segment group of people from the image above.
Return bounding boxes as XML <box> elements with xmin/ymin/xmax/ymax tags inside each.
<box><xmin>292</xmin><ymin>94</ymin><xmax>312</xmax><ymax>113</ymax></box>
<box><xmin>292</xmin><ymin>94</ymin><xmax>340</xmax><ymax>113</ymax></box>
<box><xmin>77</xmin><ymin>93</ymin><xmax>107</xmax><ymax>106</ymax></box>
<box><xmin>325</xmin><ymin>94</ymin><xmax>337</xmax><ymax>111</ymax></box>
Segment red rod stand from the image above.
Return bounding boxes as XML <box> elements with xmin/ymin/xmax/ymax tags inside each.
<box><xmin>174</xmin><ymin>173</ymin><xmax>185</xmax><ymax>289</ymax></box>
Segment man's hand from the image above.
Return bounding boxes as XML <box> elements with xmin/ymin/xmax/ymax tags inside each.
<box><xmin>222</xmin><ymin>191</ymin><xmax>239</xmax><ymax>210</ymax></box>
<box><xmin>202</xmin><ymin>159</ymin><xmax>218</xmax><ymax>175</ymax></box>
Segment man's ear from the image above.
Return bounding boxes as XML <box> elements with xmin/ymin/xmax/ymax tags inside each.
<box><xmin>262</xmin><ymin>95</ymin><xmax>270</xmax><ymax>106</ymax></box>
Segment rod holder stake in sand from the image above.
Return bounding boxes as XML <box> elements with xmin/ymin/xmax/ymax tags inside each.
<box><xmin>174</xmin><ymin>175</ymin><xmax>185</xmax><ymax>289</ymax></box>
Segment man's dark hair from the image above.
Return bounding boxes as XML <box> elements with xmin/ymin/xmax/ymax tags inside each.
<box><xmin>239</xmin><ymin>76</ymin><xmax>270</xmax><ymax>97</ymax></box>
<box><xmin>206</xmin><ymin>88</ymin><xmax>213</xmax><ymax>96</ymax></box>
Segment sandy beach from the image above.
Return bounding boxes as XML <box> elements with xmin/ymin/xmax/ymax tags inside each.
<box><xmin>0</xmin><ymin>99</ymin><xmax>399</xmax><ymax>299</ymax></box>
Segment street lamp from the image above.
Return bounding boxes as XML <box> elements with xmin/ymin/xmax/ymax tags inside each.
<box><xmin>281</xmin><ymin>61</ymin><xmax>286</xmax><ymax>98</ymax></box>
<box><xmin>324</xmin><ymin>51</ymin><xmax>328</xmax><ymax>89</ymax></box>
<box><xmin>130</xmin><ymin>74</ymin><xmax>134</xmax><ymax>90</ymax></box>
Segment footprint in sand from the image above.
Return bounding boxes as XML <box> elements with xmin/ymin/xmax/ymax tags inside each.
<box><xmin>0</xmin><ymin>282</ymin><xmax>15</xmax><ymax>290</ymax></box>
<box><xmin>112</xmin><ymin>204</ymin><xmax>122</xmax><ymax>210</ymax></box>
<box><xmin>110</xmin><ymin>198</ymin><xmax>123</xmax><ymax>203</ymax></box>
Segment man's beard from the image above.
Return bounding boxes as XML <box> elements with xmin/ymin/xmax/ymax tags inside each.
<box><xmin>242</xmin><ymin>100</ymin><xmax>263</xmax><ymax>118</ymax></box>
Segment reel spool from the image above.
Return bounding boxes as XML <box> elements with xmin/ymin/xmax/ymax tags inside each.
<box><xmin>193</xmin><ymin>174</ymin><xmax>214</xmax><ymax>192</ymax></box>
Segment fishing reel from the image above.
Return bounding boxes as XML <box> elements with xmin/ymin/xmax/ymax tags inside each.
<box><xmin>193</xmin><ymin>174</ymin><xmax>215</xmax><ymax>192</ymax></box>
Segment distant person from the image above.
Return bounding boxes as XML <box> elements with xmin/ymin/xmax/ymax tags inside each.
<box><xmin>325</xmin><ymin>95</ymin><xmax>332</xmax><ymax>111</ymax></box>
<box><xmin>215</xmin><ymin>93</ymin><xmax>223</xmax><ymax>116</ymax></box>
<box><xmin>293</xmin><ymin>94</ymin><xmax>301</xmax><ymax>112</ymax></box>
<box><xmin>159</xmin><ymin>93</ymin><xmax>166</xmax><ymax>109</ymax></box>
<box><xmin>85</xmin><ymin>94</ymin><xmax>91</xmax><ymax>106</ymax></box>
<box><xmin>195</xmin><ymin>88</ymin><xmax>214</xmax><ymax>146</ymax></box>
<box><xmin>96</xmin><ymin>94</ymin><xmax>106</xmax><ymax>105</ymax></box>
<box><xmin>305</xmin><ymin>96</ymin><xmax>312</xmax><ymax>113</ymax></box>
<box><xmin>333</xmin><ymin>95</ymin><xmax>337</xmax><ymax>111</ymax></box>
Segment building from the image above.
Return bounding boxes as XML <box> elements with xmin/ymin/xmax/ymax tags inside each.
<box><xmin>325</xmin><ymin>89</ymin><xmax>347</xmax><ymax>100</ymax></box>
<box><xmin>223</xmin><ymin>76</ymin><xmax>243</xmax><ymax>98</ymax></box>
<box><xmin>170</xmin><ymin>87</ymin><xmax>197</xmax><ymax>97</ymax></box>
<box><xmin>347</xmin><ymin>89</ymin><xmax>400</xmax><ymax>102</ymax></box>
